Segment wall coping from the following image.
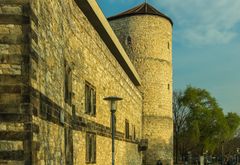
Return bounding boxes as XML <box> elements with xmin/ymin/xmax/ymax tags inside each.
<box><xmin>74</xmin><ymin>0</ymin><xmax>141</xmax><ymax>86</ymax></box>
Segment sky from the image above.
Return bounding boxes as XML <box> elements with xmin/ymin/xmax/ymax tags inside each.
<box><xmin>96</xmin><ymin>0</ymin><xmax>240</xmax><ymax>114</ymax></box>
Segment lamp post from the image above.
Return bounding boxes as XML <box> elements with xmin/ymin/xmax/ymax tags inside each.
<box><xmin>104</xmin><ymin>96</ymin><xmax>122</xmax><ymax>165</ymax></box>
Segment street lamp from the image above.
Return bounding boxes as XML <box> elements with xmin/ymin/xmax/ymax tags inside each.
<box><xmin>103</xmin><ymin>96</ymin><xmax>122</xmax><ymax>165</ymax></box>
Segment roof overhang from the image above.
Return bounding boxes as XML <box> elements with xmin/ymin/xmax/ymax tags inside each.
<box><xmin>74</xmin><ymin>0</ymin><xmax>141</xmax><ymax>86</ymax></box>
<box><xmin>107</xmin><ymin>3</ymin><xmax>173</xmax><ymax>26</ymax></box>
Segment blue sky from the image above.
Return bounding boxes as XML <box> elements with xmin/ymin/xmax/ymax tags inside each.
<box><xmin>96</xmin><ymin>0</ymin><xmax>240</xmax><ymax>114</ymax></box>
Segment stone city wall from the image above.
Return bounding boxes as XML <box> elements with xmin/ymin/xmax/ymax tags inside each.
<box><xmin>30</xmin><ymin>0</ymin><xmax>143</xmax><ymax>164</ymax></box>
<box><xmin>0</xmin><ymin>0</ymin><xmax>143</xmax><ymax>164</ymax></box>
<box><xmin>0</xmin><ymin>1</ymin><xmax>35</xmax><ymax>164</ymax></box>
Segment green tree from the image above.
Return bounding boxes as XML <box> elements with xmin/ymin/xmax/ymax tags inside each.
<box><xmin>182</xmin><ymin>86</ymin><xmax>228</xmax><ymax>154</ymax></box>
<box><xmin>225</xmin><ymin>112</ymin><xmax>240</xmax><ymax>138</ymax></box>
<box><xmin>173</xmin><ymin>86</ymin><xmax>240</xmax><ymax>163</ymax></box>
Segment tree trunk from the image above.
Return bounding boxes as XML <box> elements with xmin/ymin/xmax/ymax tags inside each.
<box><xmin>175</xmin><ymin>133</ymin><xmax>179</xmax><ymax>163</ymax></box>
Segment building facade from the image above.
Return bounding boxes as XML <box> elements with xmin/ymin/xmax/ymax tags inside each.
<box><xmin>0</xmin><ymin>0</ymin><xmax>173</xmax><ymax>165</ymax></box>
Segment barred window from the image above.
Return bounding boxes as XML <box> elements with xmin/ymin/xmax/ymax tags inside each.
<box><xmin>64</xmin><ymin>60</ymin><xmax>72</xmax><ymax>105</ymax></box>
<box><xmin>125</xmin><ymin>119</ymin><xmax>129</xmax><ymax>139</ymax></box>
<box><xmin>86</xmin><ymin>133</ymin><xmax>96</xmax><ymax>163</ymax></box>
<box><xmin>85</xmin><ymin>82</ymin><xmax>96</xmax><ymax>116</ymax></box>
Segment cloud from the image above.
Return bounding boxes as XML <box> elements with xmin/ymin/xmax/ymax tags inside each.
<box><xmin>182</xmin><ymin>28</ymin><xmax>238</xmax><ymax>45</ymax></box>
<box><xmin>154</xmin><ymin>0</ymin><xmax>240</xmax><ymax>45</ymax></box>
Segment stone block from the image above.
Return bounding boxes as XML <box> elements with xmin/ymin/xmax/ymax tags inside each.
<box><xmin>0</xmin><ymin>5</ymin><xmax>23</xmax><ymax>15</ymax></box>
<box><xmin>0</xmin><ymin>15</ymin><xmax>29</xmax><ymax>25</ymax></box>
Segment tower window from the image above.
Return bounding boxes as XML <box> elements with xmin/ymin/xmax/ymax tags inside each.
<box><xmin>86</xmin><ymin>133</ymin><xmax>96</xmax><ymax>163</ymax></box>
<box><xmin>168</xmin><ymin>42</ymin><xmax>170</xmax><ymax>49</ymax></box>
<box><xmin>64</xmin><ymin>60</ymin><xmax>72</xmax><ymax>105</ymax></box>
<box><xmin>85</xmin><ymin>82</ymin><xmax>96</xmax><ymax>116</ymax></box>
<box><xmin>125</xmin><ymin>119</ymin><xmax>130</xmax><ymax>139</ymax></box>
<box><xmin>133</xmin><ymin>125</ymin><xmax>136</xmax><ymax>140</ymax></box>
<box><xmin>168</xmin><ymin>84</ymin><xmax>170</xmax><ymax>90</ymax></box>
<box><xmin>127</xmin><ymin>36</ymin><xmax>132</xmax><ymax>45</ymax></box>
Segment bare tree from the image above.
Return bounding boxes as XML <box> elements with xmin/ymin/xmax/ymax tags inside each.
<box><xmin>173</xmin><ymin>91</ymin><xmax>190</xmax><ymax>163</ymax></box>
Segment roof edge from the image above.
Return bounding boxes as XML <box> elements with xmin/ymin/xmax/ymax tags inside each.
<box><xmin>107</xmin><ymin>3</ymin><xmax>173</xmax><ymax>26</ymax></box>
<box><xmin>108</xmin><ymin>13</ymin><xmax>173</xmax><ymax>26</ymax></box>
<box><xmin>74</xmin><ymin>0</ymin><xmax>141</xmax><ymax>86</ymax></box>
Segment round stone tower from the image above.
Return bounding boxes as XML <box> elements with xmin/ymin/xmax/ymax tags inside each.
<box><xmin>108</xmin><ymin>3</ymin><xmax>173</xmax><ymax>165</ymax></box>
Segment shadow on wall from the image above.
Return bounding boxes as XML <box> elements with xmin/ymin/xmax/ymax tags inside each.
<box><xmin>125</xmin><ymin>142</ymin><xmax>141</xmax><ymax>165</ymax></box>
<box><xmin>39</xmin><ymin>121</ymin><xmax>65</xmax><ymax>165</ymax></box>
<box><xmin>142</xmin><ymin>135</ymin><xmax>173</xmax><ymax>165</ymax></box>
<box><xmin>108</xmin><ymin>17</ymin><xmax>136</xmax><ymax>62</ymax></box>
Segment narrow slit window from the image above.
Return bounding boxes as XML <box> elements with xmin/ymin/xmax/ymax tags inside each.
<box><xmin>85</xmin><ymin>82</ymin><xmax>96</xmax><ymax>116</ymax></box>
<box><xmin>86</xmin><ymin>133</ymin><xmax>96</xmax><ymax>163</ymax></box>
<box><xmin>133</xmin><ymin>125</ymin><xmax>136</xmax><ymax>140</ymax></box>
<box><xmin>125</xmin><ymin>119</ymin><xmax>130</xmax><ymax>139</ymax></box>
<box><xmin>64</xmin><ymin>60</ymin><xmax>72</xmax><ymax>105</ymax></box>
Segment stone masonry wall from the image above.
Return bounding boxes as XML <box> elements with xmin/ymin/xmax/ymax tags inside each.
<box><xmin>27</xmin><ymin>0</ymin><xmax>143</xmax><ymax>165</ymax></box>
<box><xmin>110</xmin><ymin>15</ymin><xmax>173</xmax><ymax>165</ymax></box>
<box><xmin>0</xmin><ymin>0</ymin><xmax>37</xmax><ymax>164</ymax></box>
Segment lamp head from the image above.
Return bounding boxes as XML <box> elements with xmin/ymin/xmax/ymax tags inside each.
<box><xmin>104</xmin><ymin>96</ymin><xmax>123</xmax><ymax>101</ymax></box>
<box><xmin>104</xmin><ymin>96</ymin><xmax>123</xmax><ymax>112</ymax></box>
